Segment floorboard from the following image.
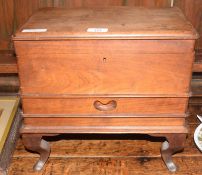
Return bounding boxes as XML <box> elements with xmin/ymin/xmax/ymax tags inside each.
<box><xmin>8</xmin><ymin>157</ymin><xmax>202</xmax><ymax>175</ymax></box>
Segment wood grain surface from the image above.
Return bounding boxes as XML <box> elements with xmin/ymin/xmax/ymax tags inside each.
<box><xmin>21</xmin><ymin>117</ymin><xmax>187</xmax><ymax>134</ymax></box>
<box><xmin>2</xmin><ymin>0</ymin><xmax>202</xmax><ymax>52</ymax></box>
<box><xmin>14</xmin><ymin>7</ymin><xmax>195</xmax><ymax>169</ymax></box>
<box><xmin>0</xmin><ymin>0</ymin><xmax>172</xmax><ymax>50</ymax></box>
<box><xmin>177</xmin><ymin>0</ymin><xmax>202</xmax><ymax>67</ymax></box>
<box><xmin>7</xmin><ymin>105</ymin><xmax>202</xmax><ymax>175</ymax></box>
<box><xmin>0</xmin><ymin>0</ymin><xmax>14</xmax><ymax>50</ymax></box>
<box><xmin>22</xmin><ymin>97</ymin><xmax>188</xmax><ymax>115</ymax></box>
<box><xmin>0</xmin><ymin>51</ymin><xmax>17</xmax><ymax>73</ymax></box>
<box><xmin>14</xmin><ymin>40</ymin><xmax>195</xmax><ymax>55</ymax></box>
<box><xmin>0</xmin><ymin>51</ymin><xmax>19</xmax><ymax>92</ymax></box>
<box><xmin>0</xmin><ymin>76</ymin><xmax>19</xmax><ymax>93</ymax></box>
<box><xmin>11</xmin><ymin>4</ymin><xmax>198</xmax><ymax>173</ymax></box>
<box><xmin>8</xmin><ymin>157</ymin><xmax>202</xmax><ymax>175</ymax></box>
<box><xmin>13</xmin><ymin>7</ymin><xmax>198</xmax><ymax>40</ymax></box>
<box><xmin>16</xmin><ymin>52</ymin><xmax>194</xmax><ymax>95</ymax></box>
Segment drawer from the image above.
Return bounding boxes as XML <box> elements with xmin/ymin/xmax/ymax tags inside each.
<box><xmin>17</xmin><ymin>53</ymin><xmax>194</xmax><ymax>95</ymax></box>
<box><xmin>22</xmin><ymin>97</ymin><xmax>188</xmax><ymax>115</ymax></box>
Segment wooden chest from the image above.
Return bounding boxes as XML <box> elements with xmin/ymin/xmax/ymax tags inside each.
<box><xmin>13</xmin><ymin>7</ymin><xmax>198</xmax><ymax>172</ymax></box>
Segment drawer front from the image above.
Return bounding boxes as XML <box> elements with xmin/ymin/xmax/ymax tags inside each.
<box><xmin>18</xmin><ymin>53</ymin><xmax>193</xmax><ymax>95</ymax></box>
<box><xmin>22</xmin><ymin>97</ymin><xmax>188</xmax><ymax>115</ymax></box>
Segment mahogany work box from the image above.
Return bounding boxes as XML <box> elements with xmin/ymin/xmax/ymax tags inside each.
<box><xmin>13</xmin><ymin>7</ymin><xmax>198</xmax><ymax>172</ymax></box>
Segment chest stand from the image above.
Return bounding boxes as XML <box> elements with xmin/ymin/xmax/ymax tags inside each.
<box><xmin>21</xmin><ymin>133</ymin><xmax>187</xmax><ymax>172</ymax></box>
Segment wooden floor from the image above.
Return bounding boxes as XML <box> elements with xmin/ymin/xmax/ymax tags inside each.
<box><xmin>8</xmin><ymin>104</ymin><xmax>202</xmax><ymax>175</ymax></box>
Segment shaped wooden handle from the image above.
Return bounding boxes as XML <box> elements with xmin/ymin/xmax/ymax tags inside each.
<box><xmin>94</xmin><ymin>100</ymin><xmax>117</xmax><ymax>111</ymax></box>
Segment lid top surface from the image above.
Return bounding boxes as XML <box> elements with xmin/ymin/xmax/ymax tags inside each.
<box><xmin>14</xmin><ymin>6</ymin><xmax>198</xmax><ymax>40</ymax></box>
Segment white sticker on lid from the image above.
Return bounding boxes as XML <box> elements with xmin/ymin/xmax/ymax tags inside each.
<box><xmin>22</xmin><ymin>29</ymin><xmax>47</xmax><ymax>33</ymax></box>
<box><xmin>87</xmin><ymin>28</ymin><xmax>108</xmax><ymax>33</ymax></box>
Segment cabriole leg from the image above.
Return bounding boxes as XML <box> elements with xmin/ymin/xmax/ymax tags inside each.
<box><xmin>161</xmin><ymin>134</ymin><xmax>186</xmax><ymax>172</ymax></box>
<box><xmin>22</xmin><ymin>134</ymin><xmax>50</xmax><ymax>171</ymax></box>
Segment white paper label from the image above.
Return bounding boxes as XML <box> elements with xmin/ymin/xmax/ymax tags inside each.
<box><xmin>22</xmin><ymin>29</ymin><xmax>47</xmax><ymax>33</ymax></box>
<box><xmin>87</xmin><ymin>28</ymin><xmax>108</xmax><ymax>33</ymax></box>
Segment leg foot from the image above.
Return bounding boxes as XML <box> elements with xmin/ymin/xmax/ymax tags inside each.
<box><xmin>22</xmin><ymin>134</ymin><xmax>50</xmax><ymax>171</ymax></box>
<box><xmin>161</xmin><ymin>134</ymin><xmax>186</xmax><ymax>172</ymax></box>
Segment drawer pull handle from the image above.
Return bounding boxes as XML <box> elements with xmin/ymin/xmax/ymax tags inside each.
<box><xmin>94</xmin><ymin>100</ymin><xmax>117</xmax><ymax>111</ymax></box>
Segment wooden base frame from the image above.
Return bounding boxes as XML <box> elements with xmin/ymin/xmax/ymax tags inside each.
<box><xmin>21</xmin><ymin>133</ymin><xmax>187</xmax><ymax>172</ymax></box>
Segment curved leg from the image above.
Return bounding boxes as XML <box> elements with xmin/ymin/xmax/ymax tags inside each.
<box><xmin>22</xmin><ymin>134</ymin><xmax>51</xmax><ymax>171</ymax></box>
<box><xmin>161</xmin><ymin>134</ymin><xmax>186</xmax><ymax>172</ymax></box>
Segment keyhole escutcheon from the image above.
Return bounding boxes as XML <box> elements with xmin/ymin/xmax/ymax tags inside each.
<box><xmin>103</xmin><ymin>57</ymin><xmax>107</xmax><ymax>62</ymax></box>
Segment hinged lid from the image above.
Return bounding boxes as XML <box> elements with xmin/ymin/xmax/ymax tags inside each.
<box><xmin>13</xmin><ymin>6</ymin><xmax>199</xmax><ymax>40</ymax></box>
